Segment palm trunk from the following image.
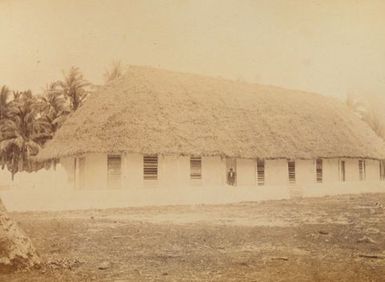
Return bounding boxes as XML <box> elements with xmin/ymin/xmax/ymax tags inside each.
<box><xmin>0</xmin><ymin>198</ymin><xmax>40</xmax><ymax>273</ymax></box>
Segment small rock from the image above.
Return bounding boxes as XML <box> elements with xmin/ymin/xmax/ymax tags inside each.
<box><xmin>162</xmin><ymin>272</ymin><xmax>168</xmax><ymax>276</ymax></box>
<box><xmin>98</xmin><ymin>261</ymin><xmax>111</xmax><ymax>270</ymax></box>
<box><xmin>319</xmin><ymin>231</ymin><xmax>329</xmax><ymax>235</ymax></box>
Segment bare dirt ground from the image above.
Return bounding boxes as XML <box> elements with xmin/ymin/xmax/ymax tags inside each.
<box><xmin>1</xmin><ymin>193</ymin><xmax>385</xmax><ymax>281</ymax></box>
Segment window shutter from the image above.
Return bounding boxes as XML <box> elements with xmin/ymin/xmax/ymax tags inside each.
<box><xmin>143</xmin><ymin>155</ymin><xmax>158</xmax><ymax>180</ymax></box>
<box><xmin>316</xmin><ymin>159</ymin><xmax>322</xmax><ymax>183</ymax></box>
<box><xmin>288</xmin><ymin>160</ymin><xmax>295</xmax><ymax>184</ymax></box>
<box><xmin>256</xmin><ymin>160</ymin><xmax>265</xmax><ymax>186</ymax></box>
<box><xmin>359</xmin><ymin>160</ymin><xmax>366</xmax><ymax>181</ymax></box>
<box><xmin>190</xmin><ymin>156</ymin><xmax>202</xmax><ymax>179</ymax></box>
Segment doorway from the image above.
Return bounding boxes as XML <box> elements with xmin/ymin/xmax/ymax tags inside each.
<box><xmin>339</xmin><ymin>160</ymin><xmax>346</xmax><ymax>182</ymax></box>
<box><xmin>108</xmin><ymin>154</ymin><xmax>122</xmax><ymax>189</ymax></box>
<box><xmin>226</xmin><ymin>158</ymin><xmax>237</xmax><ymax>186</ymax></box>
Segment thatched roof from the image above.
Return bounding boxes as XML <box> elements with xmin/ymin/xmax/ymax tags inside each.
<box><xmin>37</xmin><ymin>66</ymin><xmax>385</xmax><ymax>161</ymax></box>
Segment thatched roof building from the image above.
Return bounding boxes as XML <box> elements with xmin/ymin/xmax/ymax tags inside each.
<box><xmin>37</xmin><ymin>66</ymin><xmax>385</xmax><ymax>161</ymax></box>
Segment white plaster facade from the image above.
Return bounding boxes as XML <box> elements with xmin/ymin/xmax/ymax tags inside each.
<box><xmin>1</xmin><ymin>155</ymin><xmax>384</xmax><ymax>211</ymax></box>
<box><xmin>58</xmin><ymin>153</ymin><xmax>384</xmax><ymax>192</ymax></box>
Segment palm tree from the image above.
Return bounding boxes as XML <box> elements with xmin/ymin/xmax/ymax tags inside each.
<box><xmin>0</xmin><ymin>67</ymin><xmax>90</xmax><ymax>178</ymax></box>
<box><xmin>0</xmin><ymin>91</ymin><xmax>51</xmax><ymax>178</ymax></box>
<box><xmin>58</xmin><ymin>67</ymin><xmax>90</xmax><ymax>111</ymax></box>
<box><xmin>0</xmin><ymin>86</ymin><xmax>16</xmax><ymax>121</ymax></box>
<box><xmin>38</xmin><ymin>82</ymin><xmax>70</xmax><ymax>132</ymax></box>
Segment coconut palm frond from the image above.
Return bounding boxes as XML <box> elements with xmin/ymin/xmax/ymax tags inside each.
<box><xmin>58</xmin><ymin>67</ymin><xmax>91</xmax><ymax>111</ymax></box>
<box><xmin>0</xmin><ymin>88</ymin><xmax>55</xmax><ymax>176</ymax></box>
<box><xmin>0</xmin><ymin>86</ymin><xmax>18</xmax><ymax>120</ymax></box>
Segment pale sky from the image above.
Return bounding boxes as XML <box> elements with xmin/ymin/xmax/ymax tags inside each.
<box><xmin>1</xmin><ymin>0</ymin><xmax>385</xmax><ymax>99</ymax></box>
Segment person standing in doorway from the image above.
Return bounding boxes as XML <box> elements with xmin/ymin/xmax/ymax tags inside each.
<box><xmin>227</xmin><ymin>168</ymin><xmax>236</xmax><ymax>186</ymax></box>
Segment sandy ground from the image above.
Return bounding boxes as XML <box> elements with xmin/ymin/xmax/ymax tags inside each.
<box><xmin>1</xmin><ymin>193</ymin><xmax>385</xmax><ymax>281</ymax></box>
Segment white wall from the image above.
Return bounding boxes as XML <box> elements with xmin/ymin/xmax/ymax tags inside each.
<box><xmin>177</xmin><ymin>156</ymin><xmax>191</xmax><ymax>186</ymax></box>
<box><xmin>366</xmin><ymin>159</ymin><xmax>380</xmax><ymax>181</ymax></box>
<box><xmin>60</xmin><ymin>157</ymin><xmax>75</xmax><ymax>187</ymax></box>
<box><xmin>159</xmin><ymin>155</ymin><xmax>191</xmax><ymax>188</ymax></box>
<box><xmin>122</xmin><ymin>153</ymin><xmax>143</xmax><ymax>188</ymax></box>
<box><xmin>0</xmin><ymin>164</ymin><xmax>68</xmax><ymax>190</ymax></box>
<box><xmin>202</xmin><ymin>156</ymin><xmax>225</xmax><ymax>186</ymax></box>
<box><xmin>323</xmin><ymin>159</ymin><xmax>340</xmax><ymax>183</ymax></box>
<box><xmin>296</xmin><ymin>159</ymin><xmax>315</xmax><ymax>185</ymax></box>
<box><xmin>345</xmin><ymin>159</ymin><xmax>359</xmax><ymax>182</ymax></box>
<box><xmin>83</xmin><ymin>153</ymin><xmax>107</xmax><ymax>190</ymax></box>
<box><xmin>237</xmin><ymin>159</ymin><xmax>256</xmax><ymax>186</ymax></box>
<box><xmin>303</xmin><ymin>182</ymin><xmax>385</xmax><ymax>198</ymax></box>
<box><xmin>2</xmin><ymin>155</ymin><xmax>385</xmax><ymax>210</ymax></box>
<box><xmin>265</xmin><ymin>159</ymin><xmax>288</xmax><ymax>186</ymax></box>
<box><xmin>58</xmin><ymin>154</ymin><xmax>384</xmax><ymax>192</ymax></box>
<box><xmin>0</xmin><ymin>169</ymin><xmax>12</xmax><ymax>188</ymax></box>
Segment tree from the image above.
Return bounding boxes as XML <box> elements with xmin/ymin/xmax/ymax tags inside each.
<box><xmin>0</xmin><ymin>91</ymin><xmax>51</xmax><ymax>178</ymax></box>
<box><xmin>58</xmin><ymin>67</ymin><xmax>90</xmax><ymax>112</ymax></box>
<box><xmin>38</xmin><ymin>82</ymin><xmax>70</xmax><ymax>132</ymax></box>
<box><xmin>103</xmin><ymin>61</ymin><xmax>124</xmax><ymax>84</ymax></box>
<box><xmin>0</xmin><ymin>66</ymin><xmax>91</xmax><ymax>178</ymax></box>
<box><xmin>0</xmin><ymin>67</ymin><xmax>91</xmax><ymax>271</ymax></box>
<box><xmin>0</xmin><ymin>86</ymin><xmax>16</xmax><ymax>121</ymax></box>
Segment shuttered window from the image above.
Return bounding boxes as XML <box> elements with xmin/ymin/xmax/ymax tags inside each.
<box><xmin>316</xmin><ymin>159</ymin><xmax>323</xmax><ymax>183</ymax></box>
<box><xmin>359</xmin><ymin>160</ymin><xmax>366</xmax><ymax>181</ymax></box>
<box><xmin>190</xmin><ymin>156</ymin><xmax>202</xmax><ymax>179</ymax></box>
<box><xmin>108</xmin><ymin>155</ymin><xmax>121</xmax><ymax>189</ymax></box>
<box><xmin>256</xmin><ymin>160</ymin><xmax>265</xmax><ymax>186</ymax></box>
<box><xmin>380</xmin><ymin>160</ymin><xmax>385</xmax><ymax>181</ymax></box>
<box><xmin>339</xmin><ymin>160</ymin><xmax>346</xmax><ymax>182</ymax></box>
<box><xmin>288</xmin><ymin>160</ymin><xmax>295</xmax><ymax>184</ymax></box>
<box><xmin>143</xmin><ymin>155</ymin><xmax>158</xmax><ymax>180</ymax></box>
